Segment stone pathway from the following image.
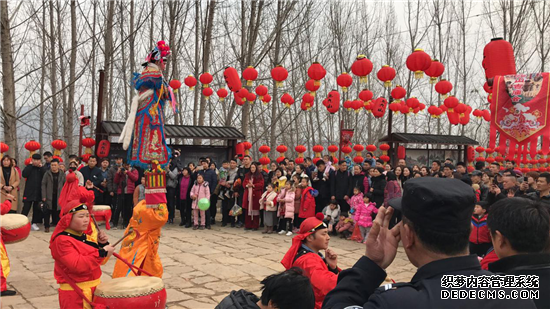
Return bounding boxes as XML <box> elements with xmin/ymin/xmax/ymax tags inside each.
<box><xmin>1</xmin><ymin>219</ymin><xmax>416</xmax><ymax>309</ymax></box>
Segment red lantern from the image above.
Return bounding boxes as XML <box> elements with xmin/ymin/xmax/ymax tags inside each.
<box><xmin>380</xmin><ymin>155</ymin><xmax>390</xmax><ymax>163</ymax></box>
<box><xmin>482</xmin><ymin>109</ymin><xmax>491</xmax><ymax>122</ymax></box>
<box><xmin>300</xmin><ymin>102</ymin><xmax>309</xmax><ymax>111</ymax></box>
<box><xmin>246</xmin><ymin>93</ymin><xmax>257</xmax><ymax>104</ymax></box>
<box><xmin>482</xmin><ymin>38</ymin><xmax>516</xmax><ymax>80</ymax></box>
<box><xmin>366</xmin><ymin>144</ymin><xmax>376</xmax><ymax>152</ymax></box>
<box><xmin>371</xmin><ymin>97</ymin><xmax>388</xmax><ymax>118</ymax></box>
<box><xmin>271</xmin><ymin>65</ymin><xmax>288</xmax><ymax>87</ymax></box>
<box><xmin>444</xmin><ymin>96</ymin><xmax>459</xmax><ymax>112</ymax></box>
<box><xmin>236</xmin><ymin>88</ymin><xmax>249</xmax><ymax>99</ymax></box>
<box><xmin>302</xmin><ymin>93</ymin><xmax>315</xmax><ymax>110</ymax></box>
<box><xmin>473</xmin><ymin>109</ymin><xmax>482</xmax><ymax>118</ymax></box>
<box><xmin>307</xmin><ymin>62</ymin><xmax>327</xmax><ymax>86</ymax></box>
<box><xmin>326</xmin><ymin>90</ymin><xmax>341</xmax><ymax>114</ymax></box>
<box><xmin>467</xmin><ymin>146</ymin><xmax>475</xmax><ymax>162</ymax></box>
<box><xmin>435</xmin><ymin>79</ymin><xmax>453</xmax><ymax>99</ymax></box>
<box><xmin>281</xmin><ymin>93</ymin><xmax>294</xmax><ymax>108</ymax></box>
<box><xmin>406</xmin><ymin>49</ymin><xmax>432</xmax><ymax>79</ymax></box>
<box><xmin>359</xmin><ymin>89</ymin><xmax>373</xmax><ymax>103</ymax></box>
<box><xmin>424</xmin><ymin>60</ymin><xmax>445</xmax><ymax>84</ymax></box>
<box><xmin>184</xmin><ymin>75</ymin><xmax>197</xmax><ymax>90</ymax></box>
<box><xmin>25</xmin><ymin>140</ymin><xmax>41</xmax><ymax>155</ymax></box>
<box><xmin>327</xmin><ymin>145</ymin><xmax>338</xmax><ymax>156</ymax></box>
<box><xmin>169</xmin><ymin>80</ymin><xmax>181</xmax><ymax>90</ymax></box>
<box><xmin>379</xmin><ymin>144</ymin><xmax>390</xmax><ymax>152</ymax></box>
<box><xmin>447</xmin><ymin>111</ymin><xmax>460</xmax><ymax>125</ymax></box>
<box><xmin>459</xmin><ymin>114</ymin><xmax>470</xmax><ymax>126</ymax></box>
<box><xmin>312</xmin><ymin>145</ymin><xmax>324</xmax><ymax>158</ymax></box>
<box><xmin>24</xmin><ymin>158</ymin><xmax>32</xmax><ymax>166</ymax></box>
<box><xmin>305</xmin><ymin>79</ymin><xmax>320</xmax><ymax>96</ymax></box>
<box><xmin>243</xmin><ymin>66</ymin><xmax>258</xmax><ymax>86</ymax></box>
<box><xmin>399</xmin><ymin>102</ymin><xmax>410</xmax><ymax>115</ymax></box>
<box><xmin>344</xmin><ymin>100</ymin><xmax>352</xmax><ymax>111</ymax></box>
<box><xmin>389</xmin><ymin>102</ymin><xmax>400</xmax><ymax>114</ymax></box>
<box><xmin>217</xmin><ymin>88</ymin><xmax>229</xmax><ymax>101</ymax></box>
<box><xmin>276</xmin><ymin>156</ymin><xmax>285</xmax><ymax>164</ymax></box>
<box><xmin>295</xmin><ymin>145</ymin><xmax>307</xmax><ymax>164</ymax></box>
<box><xmin>96</xmin><ymin>140</ymin><xmax>111</xmax><ymax>158</ymax></box>
<box><xmin>199</xmin><ymin>72</ymin><xmax>213</xmax><ymax>88</ymax></box>
<box><xmin>341</xmin><ymin>146</ymin><xmax>352</xmax><ymax>155</ymax></box>
<box><xmin>336</xmin><ymin>73</ymin><xmax>353</xmax><ymax>92</ymax></box>
<box><xmin>454</xmin><ymin>103</ymin><xmax>467</xmax><ymax>117</ymax></box>
<box><xmin>0</xmin><ymin>142</ymin><xmax>8</xmax><ymax>155</ymax></box>
<box><xmin>377</xmin><ymin>65</ymin><xmax>396</xmax><ymax>88</ymax></box>
<box><xmin>406</xmin><ymin>97</ymin><xmax>420</xmax><ymax>113</ymax></box>
<box><xmin>483</xmin><ymin>82</ymin><xmax>492</xmax><ymax>93</ymax></box>
<box><xmin>81</xmin><ymin>153</ymin><xmax>91</xmax><ymax>163</ymax></box>
<box><xmin>242</xmin><ymin>141</ymin><xmax>252</xmax><ymax>156</ymax></box>
<box><xmin>262</xmin><ymin>94</ymin><xmax>272</xmax><ymax>104</ymax></box>
<box><xmin>353</xmin><ymin>156</ymin><xmax>364</xmax><ymax>164</ymax></box>
<box><xmin>353</xmin><ymin>144</ymin><xmax>364</xmax><ymax>153</ymax></box>
<box><xmin>255</xmin><ymin>85</ymin><xmax>268</xmax><ymax>100</ymax></box>
<box><xmin>353</xmin><ymin>100</ymin><xmax>364</xmax><ymax>113</ymax></box>
<box><xmin>202</xmin><ymin>87</ymin><xmax>214</xmax><ymax>99</ymax></box>
<box><xmin>224</xmin><ymin>67</ymin><xmax>242</xmax><ymax>92</ymax></box>
<box><xmin>51</xmin><ymin>139</ymin><xmax>67</xmax><ymax>156</ymax></box>
<box><xmin>259</xmin><ymin>156</ymin><xmax>271</xmax><ymax>169</ymax></box>
<box><xmin>475</xmin><ymin>146</ymin><xmax>485</xmax><ymax>154</ymax></box>
<box><xmin>391</xmin><ymin>86</ymin><xmax>406</xmax><ymax>102</ymax></box>
<box><xmin>235</xmin><ymin>98</ymin><xmax>245</xmax><ymax>106</ymax></box>
<box><xmin>259</xmin><ymin>145</ymin><xmax>271</xmax><ymax>162</ymax></box>
<box><xmin>276</xmin><ymin>145</ymin><xmax>288</xmax><ymax>156</ymax></box>
<box><xmin>351</xmin><ymin>55</ymin><xmax>373</xmax><ymax>83</ymax></box>
<box><xmin>397</xmin><ymin>146</ymin><xmax>406</xmax><ymax>160</ymax></box>
<box><xmin>82</xmin><ymin>137</ymin><xmax>96</xmax><ymax>154</ymax></box>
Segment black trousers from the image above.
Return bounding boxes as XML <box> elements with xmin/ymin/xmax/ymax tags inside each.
<box><xmin>315</xmin><ymin>197</ymin><xmax>330</xmax><ymax>214</ymax></box>
<box><xmin>337</xmin><ymin>198</ymin><xmax>350</xmax><ymax>214</ymax></box>
<box><xmin>221</xmin><ymin>197</ymin><xmax>234</xmax><ymax>224</ymax></box>
<box><xmin>278</xmin><ymin>218</ymin><xmax>291</xmax><ymax>232</ymax></box>
<box><xmin>294</xmin><ymin>215</ymin><xmax>305</xmax><ymax>229</ymax></box>
<box><xmin>166</xmin><ymin>187</ymin><xmax>177</xmax><ymax>220</ymax></box>
<box><xmin>237</xmin><ymin>193</ymin><xmax>245</xmax><ymax>224</ymax></box>
<box><xmin>210</xmin><ymin>194</ymin><xmax>218</xmax><ymax>221</ymax></box>
<box><xmin>43</xmin><ymin>208</ymin><xmax>60</xmax><ymax>228</ymax></box>
<box><xmin>112</xmin><ymin>194</ymin><xmax>123</xmax><ymax>226</ymax></box>
<box><xmin>22</xmin><ymin>201</ymin><xmax>43</xmax><ymax>224</ymax></box>
<box><xmin>178</xmin><ymin>198</ymin><xmax>192</xmax><ymax>225</ymax></box>
<box><xmin>123</xmin><ymin>193</ymin><xmax>133</xmax><ymax>226</ymax></box>
<box><xmin>470</xmin><ymin>242</ymin><xmax>492</xmax><ymax>257</ymax></box>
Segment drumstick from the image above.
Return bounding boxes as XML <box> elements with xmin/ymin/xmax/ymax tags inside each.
<box><xmin>112</xmin><ymin>228</ymin><xmax>140</xmax><ymax>247</ymax></box>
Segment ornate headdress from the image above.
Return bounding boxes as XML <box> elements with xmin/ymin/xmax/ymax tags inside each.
<box><xmin>143</xmin><ymin>40</ymin><xmax>171</xmax><ymax>66</ymax></box>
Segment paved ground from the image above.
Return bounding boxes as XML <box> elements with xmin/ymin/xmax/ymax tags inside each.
<box><xmin>1</xmin><ymin>214</ymin><xmax>416</xmax><ymax>309</ymax></box>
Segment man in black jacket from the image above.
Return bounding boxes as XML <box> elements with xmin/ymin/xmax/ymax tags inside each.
<box><xmin>330</xmin><ymin>160</ymin><xmax>352</xmax><ymax>214</ymax></box>
<box><xmin>21</xmin><ymin>154</ymin><xmax>44</xmax><ymax>231</ymax></box>
<box><xmin>312</xmin><ymin>160</ymin><xmax>330</xmax><ymax>214</ymax></box>
<box><xmin>197</xmin><ymin>159</ymin><xmax>217</xmax><ymax>229</ymax></box>
<box><xmin>487</xmin><ymin>197</ymin><xmax>550</xmax><ymax>309</ymax></box>
<box><xmin>80</xmin><ymin>155</ymin><xmax>104</xmax><ymax>203</ymax></box>
<box><xmin>323</xmin><ymin>178</ymin><xmax>537</xmax><ymax>309</ymax></box>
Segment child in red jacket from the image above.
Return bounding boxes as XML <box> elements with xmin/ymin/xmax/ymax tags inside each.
<box><xmin>469</xmin><ymin>201</ymin><xmax>491</xmax><ymax>257</ymax></box>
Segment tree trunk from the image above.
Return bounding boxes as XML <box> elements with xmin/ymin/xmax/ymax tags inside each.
<box><xmin>39</xmin><ymin>0</ymin><xmax>47</xmax><ymax>148</ymax></box>
<box><xmin>119</xmin><ymin>1</ymin><xmax>129</xmax><ymax>117</ymax></box>
<box><xmin>90</xmin><ymin>0</ymin><xmax>97</xmax><ymax>137</ymax></box>
<box><xmin>192</xmin><ymin>0</ymin><xmax>200</xmax><ymax>127</ymax></box>
<box><xmin>269</xmin><ymin>1</ymin><xmax>284</xmax><ymax>157</ymax></box>
<box><xmin>49</xmin><ymin>0</ymin><xmax>59</xmax><ymax>140</ymax></box>
<box><xmin>198</xmin><ymin>0</ymin><xmax>217</xmax><ymax>128</ymax></box>
<box><xmin>0</xmin><ymin>0</ymin><xmax>17</xmax><ymax>157</ymax></box>
<box><xmin>66</xmin><ymin>0</ymin><xmax>77</xmax><ymax>154</ymax></box>
<box><xmin>103</xmin><ymin>0</ymin><xmax>115</xmax><ymax>120</ymax></box>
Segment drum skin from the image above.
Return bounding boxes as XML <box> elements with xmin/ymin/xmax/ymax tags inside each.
<box><xmin>1</xmin><ymin>214</ymin><xmax>31</xmax><ymax>244</ymax></box>
<box><xmin>93</xmin><ymin>288</ymin><xmax>167</xmax><ymax>309</ymax></box>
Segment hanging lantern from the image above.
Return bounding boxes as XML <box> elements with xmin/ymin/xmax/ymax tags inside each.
<box><xmin>424</xmin><ymin>60</ymin><xmax>445</xmax><ymax>84</ymax></box>
<box><xmin>454</xmin><ymin>103</ymin><xmax>467</xmax><ymax>117</ymax></box>
<box><xmin>243</xmin><ymin>66</ymin><xmax>258</xmax><ymax>86</ymax></box>
<box><xmin>0</xmin><ymin>142</ymin><xmax>9</xmax><ymax>160</ymax></box>
<box><xmin>82</xmin><ymin>137</ymin><xmax>96</xmax><ymax>155</ymax></box>
<box><xmin>24</xmin><ymin>158</ymin><xmax>32</xmax><ymax>166</ymax></box>
<box><xmin>199</xmin><ymin>72</ymin><xmax>213</xmax><ymax>88</ymax></box>
<box><xmin>344</xmin><ymin>100</ymin><xmax>352</xmax><ymax>111</ymax></box>
<box><xmin>25</xmin><ymin>140</ymin><xmax>41</xmax><ymax>158</ymax></box>
<box><xmin>353</xmin><ymin>100</ymin><xmax>364</xmax><ymax>113</ymax></box>
<box><xmin>217</xmin><ymin>88</ymin><xmax>229</xmax><ymax>101</ymax></box>
<box><xmin>327</xmin><ymin>145</ymin><xmax>338</xmax><ymax>157</ymax></box>
<box><xmin>359</xmin><ymin>89</ymin><xmax>373</xmax><ymax>105</ymax></box>
<box><xmin>341</xmin><ymin>146</ymin><xmax>352</xmax><ymax>156</ymax></box>
<box><xmin>51</xmin><ymin>139</ymin><xmax>67</xmax><ymax>157</ymax></box>
<box><xmin>246</xmin><ymin>93</ymin><xmax>257</xmax><ymax>104</ymax></box>
<box><xmin>353</xmin><ymin>156</ymin><xmax>364</xmax><ymax>164</ymax></box>
<box><xmin>295</xmin><ymin>145</ymin><xmax>307</xmax><ymax>164</ymax></box>
<box><xmin>399</xmin><ymin>102</ymin><xmax>410</xmax><ymax>115</ymax></box>
<box><xmin>305</xmin><ymin>79</ymin><xmax>320</xmax><ymax>96</ymax></box>
<box><xmin>405</xmin><ymin>97</ymin><xmax>420</xmax><ymax>113</ymax></box>
<box><xmin>302</xmin><ymin>93</ymin><xmax>315</xmax><ymax>110</ymax></box>
<box><xmin>259</xmin><ymin>145</ymin><xmax>271</xmax><ymax>169</ymax></box>
<box><xmin>435</xmin><ymin>79</ymin><xmax>453</xmax><ymax>99</ymax></box>
<box><xmin>236</xmin><ymin>88</ymin><xmax>249</xmax><ymax>100</ymax></box>
<box><xmin>336</xmin><ymin>73</ymin><xmax>353</xmax><ymax>92</ymax></box>
<box><xmin>473</xmin><ymin>109</ymin><xmax>482</xmax><ymax>118</ymax></box>
<box><xmin>483</xmin><ymin>82</ymin><xmax>492</xmax><ymax>93</ymax></box>
<box><xmin>444</xmin><ymin>96</ymin><xmax>459</xmax><ymax>112</ymax></box>
<box><xmin>255</xmin><ymin>85</ymin><xmax>268</xmax><ymax>101</ymax></box>
<box><xmin>242</xmin><ymin>141</ymin><xmax>252</xmax><ymax>156</ymax></box>
<box><xmin>482</xmin><ymin>109</ymin><xmax>491</xmax><ymax>122</ymax></box>
<box><xmin>397</xmin><ymin>146</ymin><xmax>406</xmax><ymax>160</ymax></box>
<box><xmin>379</xmin><ymin>143</ymin><xmax>390</xmax><ymax>163</ymax></box>
<box><xmin>482</xmin><ymin>38</ymin><xmax>516</xmax><ymax>80</ymax></box>
<box><xmin>258</xmin><ymin>157</ymin><xmax>270</xmax><ymax>170</ymax></box>
<box><xmin>202</xmin><ymin>87</ymin><xmax>214</xmax><ymax>99</ymax></box>
<box><xmin>353</xmin><ymin>144</ymin><xmax>364</xmax><ymax>159</ymax></box>
<box><xmin>96</xmin><ymin>140</ymin><xmax>111</xmax><ymax>158</ymax></box>
<box><xmin>281</xmin><ymin>93</ymin><xmax>295</xmax><ymax>108</ymax></box>
<box><xmin>307</xmin><ymin>62</ymin><xmax>327</xmax><ymax>86</ymax></box>
<box><xmin>351</xmin><ymin>55</ymin><xmax>373</xmax><ymax>83</ymax></box>
<box><xmin>184</xmin><ymin>75</ymin><xmax>197</xmax><ymax>90</ymax></box>
<box><xmin>271</xmin><ymin>65</ymin><xmax>288</xmax><ymax>88</ymax></box>
<box><xmin>371</xmin><ymin>97</ymin><xmax>388</xmax><ymax>118</ymax></box>
<box><xmin>366</xmin><ymin>144</ymin><xmax>377</xmax><ymax>153</ymax></box>
<box><xmin>169</xmin><ymin>80</ymin><xmax>182</xmax><ymax>92</ymax></box>
<box><xmin>447</xmin><ymin>111</ymin><xmax>460</xmax><ymax>125</ymax></box>
<box><xmin>406</xmin><ymin>48</ymin><xmax>432</xmax><ymax>79</ymax></box>
<box><xmin>391</xmin><ymin>86</ymin><xmax>407</xmax><ymax>102</ymax></box>
<box><xmin>235</xmin><ymin>98</ymin><xmax>245</xmax><ymax>106</ymax></box>
<box><xmin>224</xmin><ymin>67</ymin><xmax>242</xmax><ymax>92</ymax></box>
<box><xmin>312</xmin><ymin>145</ymin><xmax>324</xmax><ymax>159</ymax></box>
<box><xmin>300</xmin><ymin>102</ymin><xmax>309</xmax><ymax>111</ymax></box>
<box><xmin>376</xmin><ymin>65</ymin><xmax>396</xmax><ymax>88</ymax></box>
<box><xmin>262</xmin><ymin>94</ymin><xmax>272</xmax><ymax>105</ymax></box>
<box><xmin>81</xmin><ymin>154</ymin><xmax>91</xmax><ymax>163</ymax></box>
<box><xmin>276</xmin><ymin>144</ymin><xmax>288</xmax><ymax>158</ymax></box>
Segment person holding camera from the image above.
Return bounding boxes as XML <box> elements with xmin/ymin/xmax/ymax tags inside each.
<box><xmin>113</xmin><ymin>163</ymin><xmax>138</xmax><ymax>229</ymax></box>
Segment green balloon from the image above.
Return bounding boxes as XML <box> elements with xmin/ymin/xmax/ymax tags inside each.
<box><xmin>198</xmin><ymin>198</ymin><xmax>210</xmax><ymax>211</ymax></box>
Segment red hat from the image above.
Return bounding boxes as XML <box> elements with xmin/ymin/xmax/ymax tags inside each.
<box><xmin>50</xmin><ymin>200</ymin><xmax>89</xmax><ymax>244</ymax></box>
<box><xmin>281</xmin><ymin>213</ymin><xmax>327</xmax><ymax>269</ymax></box>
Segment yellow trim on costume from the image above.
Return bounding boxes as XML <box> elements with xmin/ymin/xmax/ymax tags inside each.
<box><xmin>65</xmin><ymin>228</ymin><xmax>84</xmax><ymax>237</ymax></box>
<box><xmin>59</xmin><ymin>278</ymin><xmax>101</xmax><ymax>291</ymax></box>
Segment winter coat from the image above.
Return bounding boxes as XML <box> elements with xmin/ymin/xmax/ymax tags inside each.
<box><xmin>22</xmin><ymin>165</ymin><xmax>44</xmax><ymax>202</ymax></box>
<box><xmin>294</xmin><ymin>187</ymin><xmax>302</xmax><ymax>214</ymax></box>
<box><xmin>1</xmin><ymin>166</ymin><xmax>20</xmax><ymax>211</ymax></box>
<box><xmin>351</xmin><ymin>173</ymin><xmax>366</xmax><ymax>194</ymax></box>
<box><xmin>299</xmin><ymin>186</ymin><xmax>318</xmax><ymax>219</ymax></box>
<box><xmin>349</xmin><ymin>192</ymin><xmax>364</xmax><ymax>217</ymax></box>
<box><xmin>242</xmin><ymin>174</ymin><xmax>264</xmax><ymax>211</ymax></box>
<box><xmin>114</xmin><ymin>168</ymin><xmax>138</xmax><ymax>194</ymax></box>
<box><xmin>178</xmin><ymin>174</ymin><xmax>193</xmax><ymax>200</ymax></box>
<box><xmin>370</xmin><ymin>175</ymin><xmax>387</xmax><ymax>207</ymax></box>
<box><xmin>363</xmin><ymin>176</ymin><xmax>370</xmax><ymax>196</ymax></box>
<box><xmin>259</xmin><ymin>191</ymin><xmax>278</xmax><ymax>212</ymax></box>
<box><xmin>311</xmin><ymin>168</ymin><xmax>331</xmax><ymax>199</ymax></box>
<box><xmin>336</xmin><ymin>218</ymin><xmax>355</xmax><ymax>232</ymax></box>
<box><xmin>354</xmin><ymin>202</ymin><xmax>378</xmax><ymax>228</ymax></box>
<box><xmin>330</xmin><ymin>169</ymin><xmax>352</xmax><ymax>199</ymax></box>
<box><xmin>41</xmin><ymin>170</ymin><xmax>66</xmax><ymax>210</ymax></box>
<box><xmin>106</xmin><ymin>165</ymin><xmax>121</xmax><ymax>194</ymax></box>
<box><xmin>470</xmin><ymin>214</ymin><xmax>490</xmax><ymax>244</ymax></box>
<box><xmin>198</xmin><ymin>168</ymin><xmax>218</xmax><ymax>194</ymax></box>
<box><xmin>322</xmin><ymin>205</ymin><xmax>341</xmax><ymax>225</ymax></box>
<box><xmin>215</xmin><ymin>289</ymin><xmax>260</xmax><ymax>309</ymax></box>
<box><xmin>166</xmin><ymin>167</ymin><xmax>179</xmax><ymax>188</ymax></box>
<box><xmin>278</xmin><ymin>189</ymin><xmax>295</xmax><ymax>219</ymax></box>
<box><xmin>80</xmin><ymin>165</ymin><xmax>104</xmax><ymax>201</ymax></box>
<box><xmin>384</xmin><ymin>180</ymin><xmax>402</xmax><ymax>207</ymax></box>
<box><xmin>190</xmin><ymin>181</ymin><xmax>210</xmax><ymax>210</ymax></box>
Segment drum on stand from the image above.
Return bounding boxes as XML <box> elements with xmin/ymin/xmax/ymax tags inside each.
<box><xmin>93</xmin><ymin>276</ymin><xmax>166</xmax><ymax>309</ymax></box>
<box><xmin>1</xmin><ymin>214</ymin><xmax>31</xmax><ymax>244</ymax></box>
<box><xmin>92</xmin><ymin>205</ymin><xmax>112</xmax><ymax>230</ymax></box>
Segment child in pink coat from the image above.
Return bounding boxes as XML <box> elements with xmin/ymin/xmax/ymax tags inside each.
<box><xmin>277</xmin><ymin>180</ymin><xmax>295</xmax><ymax>236</ymax></box>
<box><xmin>348</xmin><ymin>186</ymin><xmax>364</xmax><ymax>219</ymax></box>
<box><xmin>354</xmin><ymin>193</ymin><xmax>378</xmax><ymax>243</ymax></box>
<box><xmin>190</xmin><ymin>174</ymin><xmax>210</xmax><ymax>230</ymax></box>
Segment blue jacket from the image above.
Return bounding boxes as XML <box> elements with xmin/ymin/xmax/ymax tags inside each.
<box><xmin>198</xmin><ymin>169</ymin><xmax>217</xmax><ymax>194</ymax></box>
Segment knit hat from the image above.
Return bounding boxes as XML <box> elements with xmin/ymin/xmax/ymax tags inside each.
<box><xmin>281</xmin><ymin>213</ymin><xmax>327</xmax><ymax>269</ymax></box>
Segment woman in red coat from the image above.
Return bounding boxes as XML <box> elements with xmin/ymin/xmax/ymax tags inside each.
<box><xmin>242</xmin><ymin>163</ymin><xmax>264</xmax><ymax>230</ymax></box>
<box><xmin>299</xmin><ymin>177</ymin><xmax>317</xmax><ymax>225</ymax></box>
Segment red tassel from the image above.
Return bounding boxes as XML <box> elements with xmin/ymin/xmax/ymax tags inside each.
<box><xmin>543</xmin><ymin>134</ymin><xmax>550</xmax><ymax>155</ymax></box>
<box><xmin>508</xmin><ymin>140</ymin><xmax>517</xmax><ymax>161</ymax></box>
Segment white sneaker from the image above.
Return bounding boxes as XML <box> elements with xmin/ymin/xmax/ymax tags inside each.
<box><xmin>31</xmin><ymin>224</ymin><xmax>39</xmax><ymax>231</ymax></box>
<box><xmin>286</xmin><ymin>231</ymin><xmax>293</xmax><ymax>236</ymax></box>
<box><xmin>278</xmin><ymin>230</ymin><xmax>286</xmax><ymax>235</ymax></box>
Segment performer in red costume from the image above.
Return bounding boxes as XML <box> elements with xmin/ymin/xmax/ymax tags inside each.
<box><xmin>281</xmin><ymin>213</ymin><xmax>340</xmax><ymax>309</ymax></box>
<box><xmin>50</xmin><ymin>198</ymin><xmax>114</xmax><ymax>309</ymax></box>
<box><xmin>1</xmin><ymin>196</ymin><xmax>16</xmax><ymax>296</ymax></box>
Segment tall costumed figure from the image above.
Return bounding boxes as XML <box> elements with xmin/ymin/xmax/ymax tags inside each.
<box><xmin>119</xmin><ymin>40</ymin><xmax>178</xmax><ymax>169</ymax></box>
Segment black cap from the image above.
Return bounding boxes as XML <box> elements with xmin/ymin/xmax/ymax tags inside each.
<box><xmin>471</xmin><ymin>170</ymin><xmax>483</xmax><ymax>177</ymax></box>
<box><xmin>388</xmin><ymin>178</ymin><xmax>475</xmax><ymax>233</ymax></box>
<box><xmin>31</xmin><ymin>153</ymin><xmax>42</xmax><ymax>160</ymax></box>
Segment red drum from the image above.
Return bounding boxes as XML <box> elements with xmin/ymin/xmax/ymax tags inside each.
<box><xmin>1</xmin><ymin>214</ymin><xmax>31</xmax><ymax>244</ymax></box>
<box><xmin>93</xmin><ymin>276</ymin><xmax>166</xmax><ymax>309</ymax></box>
<box><xmin>93</xmin><ymin>205</ymin><xmax>112</xmax><ymax>230</ymax></box>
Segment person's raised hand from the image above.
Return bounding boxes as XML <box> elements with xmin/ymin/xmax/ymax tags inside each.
<box><xmin>365</xmin><ymin>206</ymin><xmax>401</xmax><ymax>269</ymax></box>
<box><xmin>103</xmin><ymin>245</ymin><xmax>115</xmax><ymax>258</ymax></box>
<box><xmin>325</xmin><ymin>248</ymin><xmax>338</xmax><ymax>270</ymax></box>
<box><xmin>98</xmin><ymin>230</ymin><xmax>109</xmax><ymax>244</ymax></box>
